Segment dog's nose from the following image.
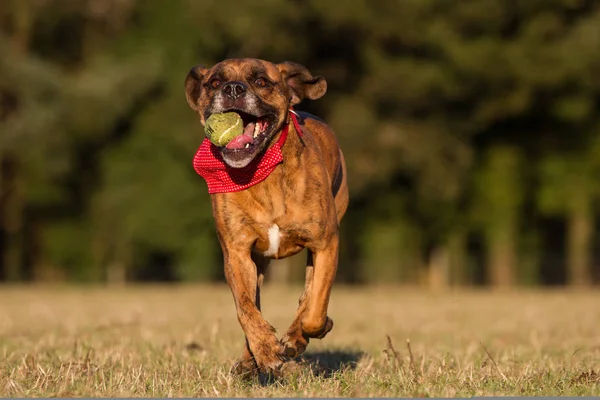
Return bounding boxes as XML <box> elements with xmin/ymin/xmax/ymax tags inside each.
<box><xmin>222</xmin><ymin>82</ymin><xmax>247</xmax><ymax>99</ymax></box>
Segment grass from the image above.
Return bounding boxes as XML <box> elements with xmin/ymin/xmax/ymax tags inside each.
<box><xmin>0</xmin><ymin>284</ymin><xmax>598</xmax><ymax>397</ymax></box>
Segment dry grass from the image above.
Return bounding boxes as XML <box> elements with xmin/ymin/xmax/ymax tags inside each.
<box><xmin>0</xmin><ymin>284</ymin><xmax>598</xmax><ymax>397</ymax></box>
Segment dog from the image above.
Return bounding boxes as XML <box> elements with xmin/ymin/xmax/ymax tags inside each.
<box><xmin>184</xmin><ymin>58</ymin><xmax>348</xmax><ymax>375</ymax></box>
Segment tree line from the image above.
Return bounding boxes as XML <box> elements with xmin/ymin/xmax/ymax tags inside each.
<box><xmin>1</xmin><ymin>0</ymin><xmax>599</xmax><ymax>286</ymax></box>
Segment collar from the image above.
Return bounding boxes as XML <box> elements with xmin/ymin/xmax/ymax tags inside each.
<box><xmin>193</xmin><ymin>109</ymin><xmax>303</xmax><ymax>194</ymax></box>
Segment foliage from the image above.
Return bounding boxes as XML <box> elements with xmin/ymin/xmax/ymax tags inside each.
<box><xmin>1</xmin><ymin>0</ymin><xmax>600</xmax><ymax>285</ymax></box>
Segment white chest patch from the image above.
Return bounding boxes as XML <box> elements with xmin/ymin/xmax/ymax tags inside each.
<box><xmin>264</xmin><ymin>224</ymin><xmax>280</xmax><ymax>257</ymax></box>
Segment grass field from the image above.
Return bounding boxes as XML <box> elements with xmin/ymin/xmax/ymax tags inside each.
<box><xmin>0</xmin><ymin>284</ymin><xmax>598</xmax><ymax>397</ymax></box>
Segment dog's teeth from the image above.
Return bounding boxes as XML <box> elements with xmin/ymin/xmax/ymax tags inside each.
<box><xmin>253</xmin><ymin>123</ymin><xmax>259</xmax><ymax>138</ymax></box>
<box><xmin>245</xmin><ymin>143</ymin><xmax>250</xmax><ymax>148</ymax></box>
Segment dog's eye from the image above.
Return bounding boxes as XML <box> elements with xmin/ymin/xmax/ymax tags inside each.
<box><xmin>210</xmin><ymin>79</ymin><xmax>221</xmax><ymax>89</ymax></box>
<box><xmin>255</xmin><ymin>78</ymin><xmax>267</xmax><ymax>87</ymax></box>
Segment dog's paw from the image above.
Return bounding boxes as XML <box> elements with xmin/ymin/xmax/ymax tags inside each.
<box><xmin>250</xmin><ymin>335</ymin><xmax>287</xmax><ymax>373</ymax></box>
<box><xmin>280</xmin><ymin>331</ymin><xmax>309</xmax><ymax>358</ymax></box>
<box><xmin>302</xmin><ymin>316</ymin><xmax>334</xmax><ymax>339</ymax></box>
<box><xmin>315</xmin><ymin>316</ymin><xmax>334</xmax><ymax>339</ymax></box>
<box><xmin>230</xmin><ymin>357</ymin><xmax>259</xmax><ymax>379</ymax></box>
<box><xmin>279</xmin><ymin>359</ymin><xmax>305</xmax><ymax>377</ymax></box>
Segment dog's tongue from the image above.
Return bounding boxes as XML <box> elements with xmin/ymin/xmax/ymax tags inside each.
<box><xmin>225</xmin><ymin>122</ymin><xmax>255</xmax><ymax>149</ymax></box>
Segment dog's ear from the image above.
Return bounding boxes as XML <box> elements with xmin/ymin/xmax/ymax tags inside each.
<box><xmin>277</xmin><ymin>62</ymin><xmax>327</xmax><ymax>106</ymax></box>
<box><xmin>185</xmin><ymin>65</ymin><xmax>208</xmax><ymax>111</ymax></box>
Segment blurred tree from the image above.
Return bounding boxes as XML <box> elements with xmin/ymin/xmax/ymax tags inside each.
<box><xmin>472</xmin><ymin>146</ymin><xmax>523</xmax><ymax>287</ymax></box>
<box><xmin>538</xmin><ymin>134</ymin><xmax>600</xmax><ymax>287</ymax></box>
<box><xmin>1</xmin><ymin>0</ymin><xmax>600</xmax><ymax>286</ymax></box>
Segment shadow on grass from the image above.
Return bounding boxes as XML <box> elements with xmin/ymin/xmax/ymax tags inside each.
<box><xmin>298</xmin><ymin>349</ymin><xmax>365</xmax><ymax>378</ymax></box>
<box><xmin>254</xmin><ymin>349</ymin><xmax>366</xmax><ymax>386</ymax></box>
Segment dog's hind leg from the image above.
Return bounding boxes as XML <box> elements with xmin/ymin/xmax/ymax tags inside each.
<box><xmin>232</xmin><ymin>336</ymin><xmax>259</xmax><ymax>378</ymax></box>
<box><xmin>252</xmin><ymin>253</ymin><xmax>269</xmax><ymax>310</ymax></box>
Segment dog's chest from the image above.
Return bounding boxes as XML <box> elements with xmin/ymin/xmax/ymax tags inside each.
<box><xmin>253</xmin><ymin>222</ymin><xmax>306</xmax><ymax>259</ymax></box>
<box><xmin>242</xmin><ymin>166</ymin><xmax>328</xmax><ymax>258</ymax></box>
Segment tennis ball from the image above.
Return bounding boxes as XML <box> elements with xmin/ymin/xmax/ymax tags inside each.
<box><xmin>204</xmin><ymin>112</ymin><xmax>243</xmax><ymax>147</ymax></box>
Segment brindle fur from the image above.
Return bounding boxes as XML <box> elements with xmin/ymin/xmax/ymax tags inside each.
<box><xmin>185</xmin><ymin>58</ymin><xmax>349</xmax><ymax>375</ymax></box>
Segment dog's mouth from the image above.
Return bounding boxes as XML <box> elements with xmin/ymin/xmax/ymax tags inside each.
<box><xmin>207</xmin><ymin>109</ymin><xmax>280</xmax><ymax>169</ymax></box>
<box><xmin>218</xmin><ymin>110</ymin><xmax>274</xmax><ymax>151</ymax></box>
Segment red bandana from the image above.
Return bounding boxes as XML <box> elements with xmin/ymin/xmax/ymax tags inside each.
<box><xmin>193</xmin><ymin>110</ymin><xmax>303</xmax><ymax>194</ymax></box>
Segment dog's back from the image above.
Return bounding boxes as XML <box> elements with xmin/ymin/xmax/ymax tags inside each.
<box><xmin>295</xmin><ymin>110</ymin><xmax>348</xmax><ymax>221</ymax></box>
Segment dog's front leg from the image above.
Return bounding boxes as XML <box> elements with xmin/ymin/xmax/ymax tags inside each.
<box><xmin>223</xmin><ymin>247</ymin><xmax>284</xmax><ymax>373</ymax></box>
<box><xmin>302</xmin><ymin>234</ymin><xmax>339</xmax><ymax>338</ymax></box>
<box><xmin>281</xmin><ymin>251</ymin><xmax>314</xmax><ymax>357</ymax></box>
<box><xmin>281</xmin><ymin>235</ymin><xmax>338</xmax><ymax>357</ymax></box>
<box><xmin>232</xmin><ymin>254</ymin><xmax>270</xmax><ymax>377</ymax></box>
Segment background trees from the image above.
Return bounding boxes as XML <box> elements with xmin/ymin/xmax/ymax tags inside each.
<box><xmin>1</xmin><ymin>0</ymin><xmax>599</xmax><ymax>286</ymax></box>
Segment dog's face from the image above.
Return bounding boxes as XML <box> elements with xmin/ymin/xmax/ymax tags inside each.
<box><xmin>185</xmin><ymin>58</ymin><xmax>327</xmax><ymax>168</ymax></box>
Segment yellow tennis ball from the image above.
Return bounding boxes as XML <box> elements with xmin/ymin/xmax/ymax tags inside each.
<box><xmin>205</xmin><ymin>112</ymin><xmax>243</xmax><ymax>146</ymax></box>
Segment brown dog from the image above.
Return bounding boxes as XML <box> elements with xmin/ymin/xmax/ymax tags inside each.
<box><xmin>184</xmin><ymin>58</ymin><xmax>348</xmax><ymax>374</ymax></box>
